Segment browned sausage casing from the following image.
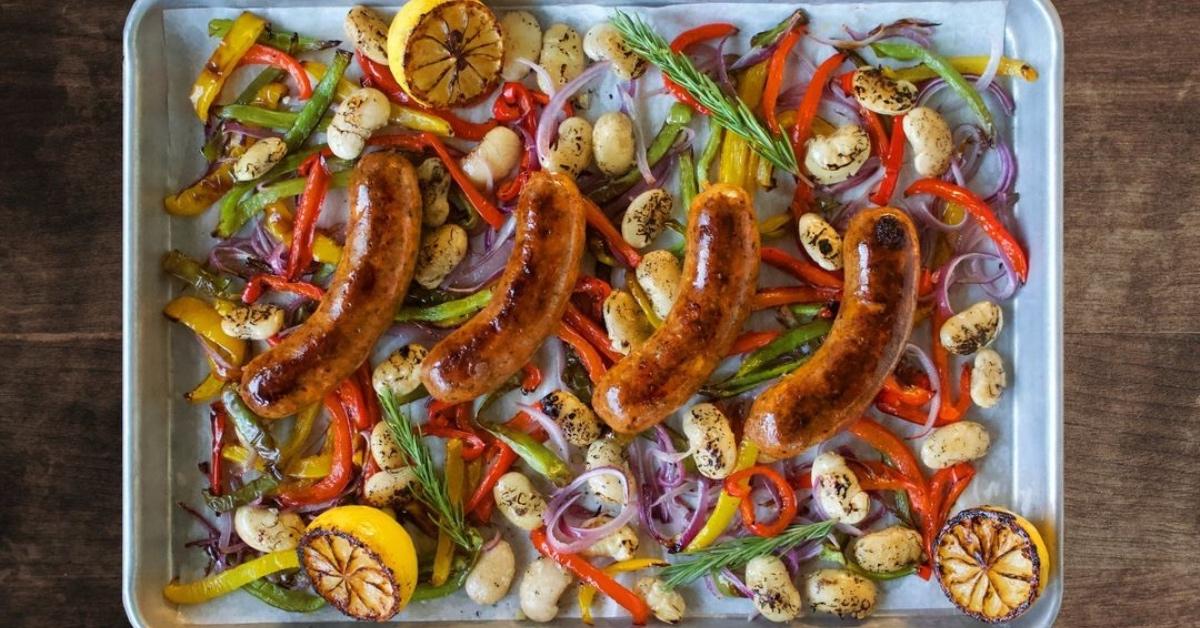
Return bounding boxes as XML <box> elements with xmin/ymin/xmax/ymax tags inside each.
<box><xmin>745</xmin><ymin>207</ymin><xmax>919</xmax><ymax>458</ymax></box>
<box><xmin>593</xmin><ymin>184</ymin><xmax>760</xmax><ymax>434</ymax></box>
<box><xmin>239</xmin><ymin>153</ymin><xmax>423</xmax><ymax>418</ymax></box>
<box><xmin>421</xmin><ymin>171</ymin><xmax>587</xmax><ymax>404</ymax></box>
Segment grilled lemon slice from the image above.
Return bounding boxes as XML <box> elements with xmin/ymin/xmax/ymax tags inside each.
<box><xmin>387</xmin><ymin>0</ymin><xmax>503</xmax><ymax>108</ymax></box>
<box><xmin>934</xmin><ymin>506</ymin><xmax>1050</xmax><ymax>623</ymax></box>
<box><xmin>298</xmin><ymin>505</ymin><xmax>418</xmax><ymax>621</ymax></box>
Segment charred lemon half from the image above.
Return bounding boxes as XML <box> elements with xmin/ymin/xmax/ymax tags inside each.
<box><xmin>387</xmin><ymin>0</ymin><xmax>503</xmax><ymax>108</ymax></box>
<box><xmin>934</xmin><ymin>506</ymin><xmax>1050</xmax><ymax>623</ymax></box>
<box><xmin>298</xmin><ymin>505</ymin><xmax>418</xmax><ymax>621</ymax></box>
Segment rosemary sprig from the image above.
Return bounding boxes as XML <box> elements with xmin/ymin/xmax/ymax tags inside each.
<box><xmin>610</xmin><ymin>11</ymin><xmax>799</xmax><ymax>175</ymax></box>
<box><xmin>659</xmin><ymin>520</ymin><xmax>836</xmax><ymax>589</ymax></box>
<box><xmin>380</xmin><ymin>391</ymin><xmax>481</xmax><ymax>552</ymax></box>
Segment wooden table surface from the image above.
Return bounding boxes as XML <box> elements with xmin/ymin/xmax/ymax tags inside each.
<box><xmin>1</xmin><ymin>0</ymin><xmax>1195</xmax><ymax>625</ymax></box>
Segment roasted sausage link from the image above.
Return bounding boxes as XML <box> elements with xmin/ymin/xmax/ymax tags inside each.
<box><xmin>421</xmin><ymin>171</ymin><xmax>587</xmax><ymax>403</ymax></box>
<box><xmin>745</xmin><ymin>207</ymin><xmax>919</xmax><ymax>458</ymax></box>
<box><xmin>592</xmin><ymin>184</ymin><xmax>760</xmax><ymax>434</ymax></box>
<box><xmin>239</xmin><ymin>152</ymin><xmax>423</xmax><ymax>418</ymax></box>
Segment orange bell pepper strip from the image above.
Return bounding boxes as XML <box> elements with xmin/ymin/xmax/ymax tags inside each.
<box><xmin>906</xmin><ymin>178</ymin><xmax>1029</xmax><ymax>283</ymax></box>
<box><xmin>761</xmin><ymin>246</ymin><xmax>843</xmax><ymax>289</ymax></box>
<box><xmin>751</xmin><ymin>286</ymin><xmax>840</xmax><ymax>310</ymax></box>
<box><xmin>530</xmin><ymin>527</ymin><xmax>652</xmax><ymax>625</ymax></box>
<box><xmin>367</xmin><ymin>133</ymin><xmax>506</xmax><ymax>229</ymax></box>
<box><xmin>582</xmin><ymin>198</ymin><xmax>642</xmax><ymax>268</ymax></box>
<box><xmin>727</xmin><ymin>330</ymin><xmax>782</xmax><ymax>356</ymax></box>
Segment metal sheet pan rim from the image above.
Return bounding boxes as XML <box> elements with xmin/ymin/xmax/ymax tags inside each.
<box><xmin>122</xmin><ymin>1</ymin><xmax>1065</xmax><ymax>625</ymax></box>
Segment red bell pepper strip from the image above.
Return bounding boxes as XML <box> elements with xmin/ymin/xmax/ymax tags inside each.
<box><xmin>788</xmin><ymin>52</ymin><xmax>846</xmax><ymax>217</ymax></box>
<box><xmin>209</xmin><ymin>402</ymin><xmax>228</xmax><ymax>495</ymax></box>
<box><xmin>368</xmin><ymin>133</ymin><xmax>506</xmax><ymax>229</ymax></box>
<box><xmin>464</xmin><ymin>440</ymin><xmax>518</xmax><ymax>515</ymax></box>
<box><xmin>242</xmin><ymin>274</ymin><xmax>325</xmax><ymax>303</ymax></box>
<box><xmin>520</xmin><ymin>363</ymin><xmax>543</xmax><ymax>394</ymax></box>
<box><xmin>286</xmin><ymin>155</ymin><xmax>330</xmax><ymax>280</ymax></box>
<box><xmin>761</xmin><ymin>246</ymin><xmax>843</xmax><ymax>289</ymax></box>
<box><xmin>357</xmin><ymin>54</ymin><xmax>497</xmax><ymax>141</ymax></box>
<box><xmin>530</xmin><ymin>527</ymin><xmax>652</xmax><ymax>625</ymax></box>
<box><xmin>847</xmin><ymin>416</ymin><xmax>938</xmax><ymax>568</ymax></box>
<box><xmin>727</xmin><ymin>330</ymin><xmax>782</xmax><ymax>356</ymax></box>
<box><xmin>763</xmin><ymin>27</ymin><xmax>805</xmax><ymax>134</ymax></box>
<box><xmin>751</xmin><ymin>286</ymin><xmax>840</xmax><ymax>311</ymax></box>
<box><xmin>355</xmin><ymin>363</ymin><xmax>381</xmax><ymax>427</ymax></box>
<box><xmin>275</xmin><ymin>393</ymin><xmax>354</xmax><ymax>507</ymax></box>
<box><xmin>557</xmin><ymin>322</ymin><xmax>608</xmax><ymax>383</ymax></box>
<box><xmin>563</xmin><ymin>303</ymin><xmax>624</xmax><ymax>363</ymax></box>
<box><xmin>723</xmin><ymin>465</ymin><xmax>798</xmax><ymax>537</ymax></box>
<box><xmin>582</xmin><ymin>198</ymin><xmax>642</xmax><ymax>268</ymax></box>
<box><xmin>871</xmin><ymin>113</ymin><xmax>907</xmax><ymax>206</ymax></box>
<box><xmin>573</xmin><ymin>275</ymin><xmax>613</xmax><ymax>321</ymax></box>
<box><xmin>422</xmin><ymin>425</ymin><xmax>486</xmax><ymax>461</ymax></box>
<box><xmin>906</xmin><ymin>178</ymin><xmax>1029</xmax><ymax>283</ymax></box>
<box><xmin>881</xmin><ymin>374</ymin><xmax>935</xmax><ymax>407</ymax></box>
<box><xmin>663</xmin><ymin>23</ymin><xmax>740</xmax><ymax>115</ymax></box>
<box><xmin>849</xmin><ymin>460</ymin><xmax>922</xmax><ymax>493</ymax></box>
<box><xmin>936</xmin><ymin>463</ymin><xmax>976</xmax><ymax>523</ymax></box>
<box><xmin>238</xmin><ymin>43</ymin><xmax>313</xmax><ymax>99</ymax></box>
<box><xmin>336</xmin><ymin>376</ymin><xmax>372</xmax><ymax>432</ymax></box>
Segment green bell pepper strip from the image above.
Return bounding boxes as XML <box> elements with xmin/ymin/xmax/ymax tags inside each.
<box><xmin>411</xmin><ymin>558</ymin><xmax>472</xmax><ymax>601</ymax></box>
<box><xmin>242</xmin><ymin>579</ymin><xmax>327</xmax><ymax>612</ymax></box>
<box><xmin>208</xmin><ymin>18</ymin><xmax>337</xmax><ymax>53</ymax></box>
<box><xmin>202</xmin><ymin>474</ymin><xmax>280</xmax><ymax>513</ymax></box>
<box><xmin>234</xmin><ymin>169</ymin><xmax>352</xmax><ymax>229</ymax></box>
<box><xmin>482</xmin><ymin>423</ymin><xmax>572</xmax><ymax>486</ymax></box>
<box><xmin>706</xmin><ymin>356</ymin><xmax>814</xmax><ymax>398</ymax></box>
<box><xmin>678</xmin><ymin>148</ymin><xmax>698</xmax><ymax>215</ymax></box>
<box><xmin>221</xmin><ymin>387</ymin><xmax>281</xmax><ymax>473</ymax></box>
<box><xmin>395</xmin><ymin>289</ymin><xmax>492</xmax><ymax>324</ymax></box>
<box><xmin>162</xmin><ymin>250</ymin><xmax>236</xmax><ymax>299</ymax></box>
<box><xmin>735</xmin><ymin>320</ymin><xmax>831</xmax><ymax>377</ymax></box>
<box><xmin>284</xmin><ymin>50</ymin><xmax>350</xmax><ymax>151</ymax></box>
<box><xmin>696</xmin><ymin>120</ymin><xmax>723</xmax><ymax>188</ymax></box>
<box><xmin>215</xmin><ymin>145</ymin><xmax>325</xmax><ymax>238</ymax></box>
<box><xmin>217</xmin><ymin>105</ymin><xmax>334</xmax><ymax>133</ymax></box>
<box><xmin>589</xmin><ymin>103</ymin><xmax>694</xmax><ymax>204</ymax></box>
<box><xmin>789</xmin><ymin>303</ymin><xmax>825</xmax><ymax>320</ymax></box>
<box><xmin>164</xmin><ymin>549</ymin><xmax>299</xmax><ymax>604</ymax></box>
<box><xmin>819</xmin><ymin>544</ymin><xmax>917</xmax><ymax>581</ymax></box>
<box><xmin>872</xmin><ymin>41</ymin><xmax>995</xmax><ymax>138</ymax></box>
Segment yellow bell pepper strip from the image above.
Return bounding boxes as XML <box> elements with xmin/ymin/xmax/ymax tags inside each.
<box><xmin>873</xmin><ymin>42</ymin><xmax>995</xmax><ymax>138</ymax></box>
<box><xmin>242</xmin><ymin>579</ymin><xmax>326</xmax><ymax>612</ymax></box>
<box><xmin>277</xmin><ymin>402</ymin><xmax>320</xmax><ymax>466</ymax></box>
<box><xmin>207</xmin><ymin>18</ymin><xmax>338</xmax><ymax>53</ymax></box>
<box><xmin>889</xmin><ymin>55</ymin><xmax>1039</xmax><ymax>83</ymax></box>
<box><xmin>579</xmin><ymin>558</ymin><xmax>668</xmax><ymax>625</ymax></box>
<box><xmin>186</xmin><ymin>372</ymin><xmax>225</xmax><ymax>404</ymax></box>
<box><xmin>163</xmin><ymin>549</ymin><xmax>299</xmax><ymax>604</ymax></box>
<box><xmin>283</xmin><ymin>49</ymin><xmax>350</xmax><ymax>151</ymax></box>
<box><xmin>262</xmin><ymin>202</ymin><xmax>342</xmax><ymax>265</ymax></box>
<box><xmin>165</xmin><ymin>162</ymin><xmax>238</xmax><ymax>217</ymax></box>
<box><xmin>163</xmin><ymin>296</ymin><xmax>247</xmax><ymax>366</ymax></box>
<box><xmin>683</xmin><ymin>440</ymin><xmax>759</xmax><ymax>551</ymax></box>
<box><xmin>190</xmin><ymin>12</ymin><xmax>267</xmax><ymax>121</ymax></box>
<box><xmin>432</xmin><ymin>438</ymin><xmax>465</xmax><ymax>586</ymax></box>
<box><xmin>718</xmin><ymin>62</ymin><xmax>769</xmax><ymax>190</ymax></box>
<box><xmin>222</xmin><ymin>444</ymin><xmax>332</xmax><ymax>478</ymax></box>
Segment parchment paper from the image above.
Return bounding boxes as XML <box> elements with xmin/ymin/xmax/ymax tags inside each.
<box><xmin>159</xmin><ymin>1</ymin><xmax>1011</xmax><ymax>623</ymax></box>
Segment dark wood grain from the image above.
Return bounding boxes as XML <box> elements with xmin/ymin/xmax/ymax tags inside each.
<box><xmin>0</xmin><ymin>0</ymin><xmax>1196</xmax><ymax>626</ymax></box>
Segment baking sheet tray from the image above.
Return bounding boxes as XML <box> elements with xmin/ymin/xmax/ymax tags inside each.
<box><xmin>123</xmin><ymin>0</ymin><xmax>1063</xmax><ymax>625</ymax></box>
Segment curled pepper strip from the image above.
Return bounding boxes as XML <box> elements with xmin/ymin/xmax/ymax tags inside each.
<box><xmin>241</xmin><ymin>274</ymin><xmax>325</xmax><ymax>303</ymax></box>
<box><xmin>520</xmin><ymin>363</ymin><xmax>543</xmax><ymax>394</ymax></box>
<box><xmin>906</xmin><ymin>178</ymin><xmax>1029</xmax><ymax>283</ymax></box>
<box><xmin>238</xmin><ymin>44</ymin><xmax>312</xmax><ymax>99</ymax></box>
<box><xmin>530</xmin><ymin>527</ymin><xmax>652</xmax><ymax>625</ymax></box>
<box><xmin>723</xmin><ymin>465</ymin><xmax>798</xmax><ymax>537</ymax></box>
<box><xmin>190</xmin><ymin>11</ymin><xmax>266</xmax><ymax>121</ymax></box>
<box><xmin>274</xmin><ymin>392</ymin><xmax>353</xmax><ymax>507</ymax></box>
<box><xmin>573</xmin><ymin>275</ymin><xmax>613</xmax><ymax>321</ymax></box>
<box><xmin>663</xmin><ymin>23</ymin><xmax>740</xmax><ymax>115</ymax></box>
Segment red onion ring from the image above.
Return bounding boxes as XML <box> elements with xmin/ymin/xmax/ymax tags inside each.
<box><xmin>974</xmin><ymin>32</ymin><xmax>1004</xmax><ymax>92</ymax></box>
<box><xmin>516</xmin><ymin>58</ymin><xmax>555</xmax><ymax>96</ymax></box>
<box><xmin>536</xmin><ymin>61</ymin><xmax>611</xmax><ymax>166</ymax></box>
<box><xmin>542</xmin><ymin>465</ymin><xmax>638</xmax><ymax>553</ymax></box>
<box><xmin>900</xmin><ymin>342</ymin><xmax>942</xmax><ymax>440</ymax></box>
<box><xmin>618</xmin><ymin>79</ymin><xmax>655</xmax><ymax>185</ymax></box>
